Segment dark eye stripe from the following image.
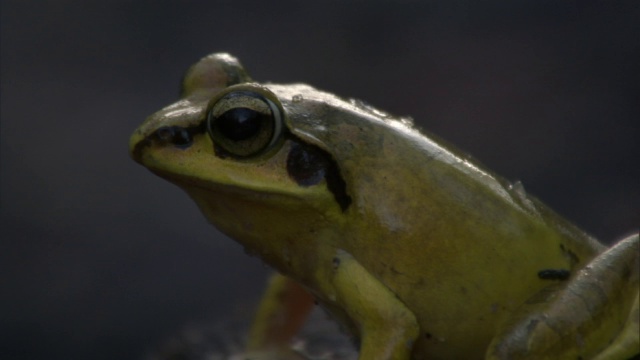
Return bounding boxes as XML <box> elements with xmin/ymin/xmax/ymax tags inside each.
<box><xmin>287</xmin><ymin>139</ymin><xmax>352</xmax><ymax>211</ymax></box>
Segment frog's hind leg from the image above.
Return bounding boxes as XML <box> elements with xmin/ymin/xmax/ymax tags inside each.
<box><xmin>592</xmin><ymin>291</ymin><xmax>639</xmax><ymax>360</ymax></box>
<box><xmin>486</xmin><ymin>233</ymin><xmax>639</xmax><ymax>360</ymax></box>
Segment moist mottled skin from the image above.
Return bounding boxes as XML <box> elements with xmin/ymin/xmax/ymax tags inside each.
<box><xmin>130</xmin><ymin>53</ymin><xmax>639</xmax><ymax>360</ymax></box>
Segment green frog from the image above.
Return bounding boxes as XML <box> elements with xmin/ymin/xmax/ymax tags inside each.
<box><xmin>130</xmin><ymin>53</ymin><xmax>639</xmax><ymax>359</ymax></box>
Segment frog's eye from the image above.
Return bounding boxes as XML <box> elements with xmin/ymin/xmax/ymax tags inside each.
<box><xmin>207</xmin><ymin>91</ymin><xmax>283</xmax><ymax>158</ymax></box>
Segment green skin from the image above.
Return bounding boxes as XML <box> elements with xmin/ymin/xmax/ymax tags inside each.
<box><xmin>130</xmin><ymin>53</ymin><xmax>639</xmax><ymax>359</ymax></box>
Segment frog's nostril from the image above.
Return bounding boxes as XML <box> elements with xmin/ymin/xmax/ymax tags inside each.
<box><xmin>155</xmin><ymin>126</ymin><xmax>193</xmax><ymax>148</ymax></box>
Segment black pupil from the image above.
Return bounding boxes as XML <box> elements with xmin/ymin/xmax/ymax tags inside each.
<box><xmin>216</xmin><ymin>107</ymin><xmax>267</xmax><ymax>141</ymax></box>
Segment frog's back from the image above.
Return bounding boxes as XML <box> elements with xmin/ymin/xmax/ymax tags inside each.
<box><xmin>360</xmin><ymin>124</ymin><xmax>603</xmax><ymax>357</ymax></box>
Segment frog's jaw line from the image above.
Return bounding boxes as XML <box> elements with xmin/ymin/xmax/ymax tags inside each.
<box><xmin>144</xmin><ymin>162</ymin><xmax>340</xmax><ymax>218</ymax></box>
<box><xmin>132</xmin><ymin>133</ymin><xmax>344</xmax><ymax>219</ymax></box>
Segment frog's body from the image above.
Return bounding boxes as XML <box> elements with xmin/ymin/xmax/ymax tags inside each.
<box><xmin>130</xmin><ymin>53</ymin><xmax>639</xmax><ymax>359</ymax></box>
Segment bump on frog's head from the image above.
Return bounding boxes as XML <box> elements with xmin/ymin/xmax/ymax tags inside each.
<box><xmin>180</xmin><ymin>53</ymin><xmax>252</xmax><ymax>97</ymax></box>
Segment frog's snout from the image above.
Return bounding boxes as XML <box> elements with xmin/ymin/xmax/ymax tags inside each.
<box><xmin>128</xmin><ymin>129</ymin><xmax>147</xmax><ymax>164</ymax></box>
<box><xmin>129</xmin><ymin>122</ymin><xmax>205</xmax><ymax>164</ymax></box>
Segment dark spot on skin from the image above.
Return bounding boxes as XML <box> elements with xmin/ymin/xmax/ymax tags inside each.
<box><xmin>287</xmin><ymin>139</ymin><xmax>352</xmax><ymax>211</ymax></box>
<box><xmin>538</xmin><ymin>269</ymin><xmax>571</xmax><ymax>280</ymax></box>
<box><xmin>560</xmin><ymin>244</ymin><xmax>580</xmax><ymax>266</ymax></box>
<box><xmin>332</xmin><ymin>257</ymin><xmax>340</xmax><ymax>270</ymax></box>
<box><xmin>425</xmin><ymin>332</ymin><xmax>432</xmax><ymax>340</ymax></box>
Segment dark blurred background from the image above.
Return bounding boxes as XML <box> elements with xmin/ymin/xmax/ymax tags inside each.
<box><xmin>1</xmin><ymin>1</ymin><xmax>638</xmax><ymax>359</ymax></box>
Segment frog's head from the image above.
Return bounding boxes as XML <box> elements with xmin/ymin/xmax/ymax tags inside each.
<box><xmin>129</xmin><ymin>53</ymin><xmax>375</xmax><ymax>265</ymax></box>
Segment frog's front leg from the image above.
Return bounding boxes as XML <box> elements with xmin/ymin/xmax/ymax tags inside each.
<box><xmin>487</xmin><ymin>234</ymin><xmax>639</xmax><ymax>360</ymax></box>
<box><xmin>331</xmin><ymin>250</ymin><xmax>419</xmax><ymax>360</ymax></box>
<box><xmin>246</xmin><ymin>273</ymin><xmax>315</xmax><ymax>354</ymax></box>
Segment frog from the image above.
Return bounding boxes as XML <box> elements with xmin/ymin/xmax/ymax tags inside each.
<box><xmin>129</xmin><ymin>53</ymin><xmax>639</xmax><ymax>360</ymax></box>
